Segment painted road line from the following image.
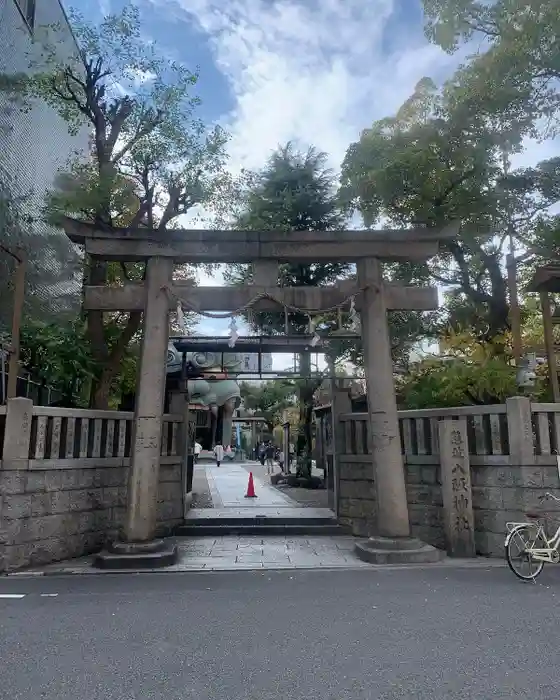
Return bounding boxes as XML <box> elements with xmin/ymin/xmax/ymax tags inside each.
<box><xmin>40</xmin><ymin>593</ymin><xmax>58</xmax><ymax>597</ymax></box>
<box><xmin>0</xmin><ymin>594</ymin><xmax>26</xmax><ymax>599</ymax></box>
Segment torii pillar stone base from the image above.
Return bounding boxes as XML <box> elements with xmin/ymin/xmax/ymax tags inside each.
<box><xmin>354</xmin><ymin>258</ymin><xmax>444</xmax><ymax>565</ymax></box>
<box><xmin>94</xmin><ymin>257</ymin><xmax>178</xmax><ymax>570</ymax></box>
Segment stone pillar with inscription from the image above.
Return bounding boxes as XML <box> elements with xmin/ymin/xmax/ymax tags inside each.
<box><xmin>439</xmin><ymin>419</ymin><xmax>476</xmax><ymax>557</ymax></box>
<box><xmin>94</xmin><ymin>257</ymin><xmax>177</xmax><ymax>569</ymax></box>
<box><xmin>353</xmin><ymin>258</ymin><xmax>444</xmax><ymax>564</ymax></box>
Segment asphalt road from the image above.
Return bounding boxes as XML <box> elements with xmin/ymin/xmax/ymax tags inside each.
<box><xmin>2</xmin><ymin>565</ymin><xmax>560</xmax><ymax>699</ymax></box>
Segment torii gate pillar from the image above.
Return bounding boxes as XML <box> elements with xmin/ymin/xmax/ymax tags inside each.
<box><xmin>354</xmin><ymin>258</ymin><xmax>443</xmax><ymax>564</ymax></box>
<box><xmin>94</xmin><ymin>256</ymin><xmax>177</xmax><ymax>569</ymax></box>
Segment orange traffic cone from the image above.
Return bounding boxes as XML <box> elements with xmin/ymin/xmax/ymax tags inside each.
<box><xmin>245</xmin><ymin>472</ymin><xmax>257</xmax><ymax>498</ymax></box>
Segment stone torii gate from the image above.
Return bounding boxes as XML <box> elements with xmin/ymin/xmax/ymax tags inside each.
<box><xmin>61</xmin><ymin>217</ymin><xmax>458</xmax><ymax>567</ymax></box>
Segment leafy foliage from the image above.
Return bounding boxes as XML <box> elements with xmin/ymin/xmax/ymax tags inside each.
<box><xmin>423</xmin><ymin>0</ymin><xmax>560</xmax><ymax>139</ymax></box>
<box><xmin>19</xmin><ymin>320</ymin><xmax>95</xmax><ymax>406</ymax></box>
<box><xmin>1</xmin><ymin>4</ymin><xmax>230</xmax><ymax>407</ymax></box>
<box><xmin>340</xmin><ymin>72</ymin><xmax>560</xmax><ymax>349</ymax></box>
<box><xmin>239</xmin><ymin>380</ymin><xmax>297</xmax><ymax>433</ymax></box>
<box><xmin>395</xmin><ymin>357</ymin><xmax>521</xmax><ymax>408</ymax></box>
<box><xmin>18</xmin><ymin>316</ymin><xmax>143</xmax><ymax>408</ymax></box>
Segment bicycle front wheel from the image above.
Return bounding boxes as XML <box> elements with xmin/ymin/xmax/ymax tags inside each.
<box><xmin>506</xmin><ymin>524</ymin><xmax>546</xmax><ymax>581</ymax></box>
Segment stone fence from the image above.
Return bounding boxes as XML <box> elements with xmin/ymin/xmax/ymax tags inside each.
<box><xmin>336</xmin><ymin>397</ymin><xmax>560</xmax><ymax>557</ymax></box>
<box><xmin>0</xmin><ymin>398</ymin><xmax>185</xmax><ymax>572</ymax></box>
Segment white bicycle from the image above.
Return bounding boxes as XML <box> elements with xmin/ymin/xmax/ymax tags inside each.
<box><xmin>505</xmin><ymin>492</ymin><xmax>560</xmax><ymax>581</ymax></box>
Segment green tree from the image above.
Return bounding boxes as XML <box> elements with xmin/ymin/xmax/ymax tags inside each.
<box><xmin>396</xmin><ymin>357</ymin><xmax>521</xmax><ymax>408</ymax></box>
<box><xmin>2</xmin><ymin>4</ymin><xmax>229</xmax><ymax>407</ymax></box>
<box><xmin>239</xmin><ymin>380</ymin><xmax>296</xmax><ymax>435</ymax></box>
<box><xmin>18</xmin><ymin>319</ymin><xmax>95</xmax><ymax>406</ymax></box>
<box><xmin>225</xmin><ymin>143</ymin><xmax>350</xmax><ymax>478</ymax></box>
<box><xmin>422</xmin><ymin>0</ymin><xmax>560</xmax><ymax>139</ymax></box>
<box><xmin>340</xmin><ymin>77</ymin><xmax>559</xmax><ymax>351</ymax></box>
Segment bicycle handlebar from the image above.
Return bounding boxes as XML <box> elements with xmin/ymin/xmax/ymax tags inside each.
<box><xmin>539</xmin><ymin>492</ymin><xmax>560</xmax><ymax>503</ymax></box>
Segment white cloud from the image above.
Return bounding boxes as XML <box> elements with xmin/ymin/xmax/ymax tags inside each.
<box><xmin>151</xmin><ymin>0</ymin><xmax>456</xmax><ymax>340</ymax></box>
<box><xmin>149</xmin><ymin>0</ymin><xmax>457</xmax><ymax>173</ymax></box>
<box><xmin>147</xmin><ymin>0</ymin><xmax>559</xmax><ymax>183</ymax></box>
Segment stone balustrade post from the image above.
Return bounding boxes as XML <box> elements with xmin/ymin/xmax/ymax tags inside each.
<box><xmin>2</xmin><ymin>397</ymin><xmax>33</xmax><ymax>469</ymax></box>
<box><xmin>331</xmin><ymin>384</ymin><xmax>352</xmax><ymax>516</ymax></box>
<box><xmin>506</xmin><ymin>396</ymin><xmax>535</xmax><ymax>465</ymax></box>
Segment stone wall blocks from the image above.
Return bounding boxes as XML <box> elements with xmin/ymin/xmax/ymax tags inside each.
<box><xmin>0</xmin><ymin>472</ymin><xmax>27</xmax><ymax>496</ymax></box>
<box><xmin>2</xmin><ymin>494</ymin><xmax>32</xmax><ymax>520</ymax></box>
<box><xmin>339</xmin><ymin>480</ymin><xmax>375</xmax><ymax>500</ymax></box>
<box><xmin>472</xmin><ymin>467</ymin><xmax>514</xmax><ymax>488</ymax></box>
<box><xmin>101</xmin><ymin>487</ymin><xmax>120</xmax><ymax>508</ymax></box>
<box><xmin>44</xmin><ymin>472</ymin><xmax>63</xmax><ymax>492</ymax></box>
<box><xmin>407</xmin><ymin>485</ymin><xmax>442</xmax><ymax>507</ymax></box>
<box><xmin>25</xmin><ymin>472</ymin><xmax>47</xmax><ymax>494</ymax></box>
<box><xmin>471</xmin><ymin>486</ymin><xmax>504</xmax><ymax>510</ymax></box>
<box><xmin>30</xmin><ymin>492</ymin><xmax>53</xmax><ymax>517</ymax></box>
<box><xmin>411</xmin><ymin>525</ymin><xmax>445</xmax><ymax>550</ymax></box>
<box><xmin>473</xmin><ymin>509</ymin><xmax>508</xmax><ymax>535</ymax></box>
<box><xmin>405</xmin><ymin>464</ymin><xmax>422</xmax><ymax>484</ymax></box>
<box><xmin>420</xmin><ymin>466</ymin><xmax>438</xmax><ymax>485</ymax></box>
<box><xmin>51</xmin><ymin>491</ymin><xmax>71</xmax><ymax>514</ymax></box>
<box><xmin>408</xmin><ymin>505</ymin><xmax>442</xmax><ymax>528</ymax></box>
<box><xmin>542</xmin><ymin>467</ymin><xmax>560</xmax><ymax>489</ymax></box>
<box><xmin>474</xmin><ymin>531</ymin><xmax>504</xmax><ymax>557</ymax></box>
<box><xmin>66</xmin><ymin>490</ymin><xmax>93</xmax><ymax>512</ymax></box>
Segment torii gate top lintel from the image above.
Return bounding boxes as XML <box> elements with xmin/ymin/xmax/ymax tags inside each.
<box><xmin>61</xmin><ymin>216</ymin><xmax>460</xmax><ymax>263</ymax></box>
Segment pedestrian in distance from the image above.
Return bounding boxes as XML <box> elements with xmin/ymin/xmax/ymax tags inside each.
<box><xmin>278</xmin><ymin>449</ymin><xmax>285</xmax><ymax>473</ymax></box>
<box><xmin>194</xmin><ymin>441</ymin><xmax>202</xmax><ymax>463</ymax></box>
<box><xmin>214</xmin><ymin>443</ymin><xmax>224</xmax><ymax>467</ymax></box>
<box><xmin>265</xmin><ymin>443</ymin><xmax>275</xmax><ymax>476</ymax></box>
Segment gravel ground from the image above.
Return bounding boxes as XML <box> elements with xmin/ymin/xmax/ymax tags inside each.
<box><xmin>241</xmin><ymin>461</ymin><xmax>332</xmax><ymax>509</ymax></box>
<box><xmin>274</xmin><ymin>483</ymin><xmax>331</xmax><ymax>508</ymax></box>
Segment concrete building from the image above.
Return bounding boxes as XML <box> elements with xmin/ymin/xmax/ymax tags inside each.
<box><xmin>0</xmin><ymin>0</ymin><xmax>89</xmax><ymax>324</ymax></box>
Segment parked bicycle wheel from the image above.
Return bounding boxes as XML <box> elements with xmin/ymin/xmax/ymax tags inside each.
<box><xmin>506</xmin><ymin>524</ymin><xmax>547</xmax><ymax>581</ymax></box>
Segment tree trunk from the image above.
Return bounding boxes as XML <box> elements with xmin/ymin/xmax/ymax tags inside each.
<box><xmin>296</xmin><ymin>350</ymin><xmax>314</xmax><ymax>480</ymax></box>
<box><xmin>86</xmin><ymin>258</ymin><xmax>110</xmax><ymax>366</ymax></box>
<box><xmin>89</xmin><ymin>310</ymin><xmax>143</xmax><ymax>409</ymax></box>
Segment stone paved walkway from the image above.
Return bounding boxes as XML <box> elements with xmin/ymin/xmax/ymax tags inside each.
<box><xmin>8</xmin><ymin>537</ymin><xmax>506</xmax><ymax>576</ymax></box>
<box><xmin>205</xmin><ymin>462</ymin><xmax>305</xmax><ymax>509</ymax></box>
<box><xmin>11</xmin><ymin>535</ymin><xmax>367</xmax><ymax>574</ymax></box>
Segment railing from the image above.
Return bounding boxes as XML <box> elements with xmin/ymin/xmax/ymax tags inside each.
<box><xmin>531</xmin><ymin>404</ymin><xmax>560</xmax><ymax>456</ymax></box>
<box><xmin>0</xmin><ymin>402</ymin><xmax>182</xmax><ymax>465</ymax></box>
<box><xmin>339</xmin><ymin>401</ymin><xmax>560</xmax><ymax>463</ymax></box>
<box><xmin>399</xmin><ymin>405</ymin><xmax>509</xmax><ymax>457</ymax></box>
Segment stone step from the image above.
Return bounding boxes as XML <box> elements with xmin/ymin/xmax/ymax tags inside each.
<box><xmin>183</xmin><ymin>515</ymin><xmax>338</xmax><ymax>526</ymax></box>
<box><xmin>175</xmin><ymin>523</ymin><xmax>349</xmax><ymax>536</ymax></box>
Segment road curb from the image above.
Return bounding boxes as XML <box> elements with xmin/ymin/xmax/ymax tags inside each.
<box><xmin>3</xmin><ymin>559</ymin><xmax>505</xmax><ymax>578</ymax></box>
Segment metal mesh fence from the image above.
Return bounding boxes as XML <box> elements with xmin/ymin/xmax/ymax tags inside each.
<box><xmin>0</xmin><ymin>0</ymin><xmax>88</xmax><ymax>331</ymax></box>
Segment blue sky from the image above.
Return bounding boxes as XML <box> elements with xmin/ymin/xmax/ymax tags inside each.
<box><xmin>79</xmin><ymin>0</ymin><xmax>558</xmax><ymax>356</ymax></box>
